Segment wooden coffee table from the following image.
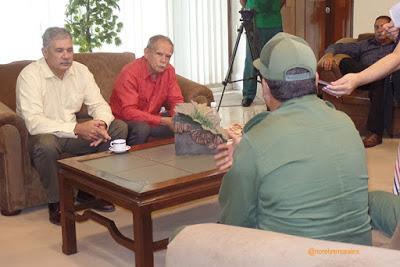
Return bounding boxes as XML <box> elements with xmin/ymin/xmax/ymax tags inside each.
<box><xmin>58</xmin><ymin>139</ymin><xmax>225</xmax><ymax>267</ymax></box>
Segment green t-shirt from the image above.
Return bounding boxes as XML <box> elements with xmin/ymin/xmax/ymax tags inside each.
<box><xmin>246</xmin><ymin>0</ymin><xmax>282</xmax><ymax>28</ymax></box>
<box><xmin>219</xmin><ymin>95</ymin><xmax>371</xmax><ymax>246</ymax></box>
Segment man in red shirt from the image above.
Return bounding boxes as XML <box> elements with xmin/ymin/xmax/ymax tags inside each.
<box><xmin>110</xmin><ymin>35</ymin><xmax>184</xmax><ymax>145</ymax></box>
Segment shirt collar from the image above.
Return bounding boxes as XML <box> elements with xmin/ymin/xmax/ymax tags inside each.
<box><xmin>139</xmin><ymin>56</ymin><xmax>170</xmax><ymax>81</ymax></box>
<box><xmin>39</xmin><ymin>57</ymin><xmax>74</xmax><ymax>79</ymax></box>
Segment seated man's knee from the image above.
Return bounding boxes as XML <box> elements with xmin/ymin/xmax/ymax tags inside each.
<box><xmin>126</xmin><ymin>121</ymin><xmax>151</xmax><ymax>145</ymax></box>
<box><xmin>369</xmin><ymin>191</ymin><xmax>400</xmax><ymax>237</ymax></box>
<box><xmin>30</xmin><ymin>134</ymin><xmax>60</xmax><ymax>160</ymax></box>
<box><xmin>109</xmin><ymin>119</ymin><xmax>128</xmax><ymax>140</ymax></box>
<box><xmin>339</xmin><ymin>58</ymin><xmax>366</xmax><ymax>75</ymax></box>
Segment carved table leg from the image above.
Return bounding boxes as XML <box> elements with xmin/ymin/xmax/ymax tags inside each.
<box><xmin>133</xmin><ymin>207</ymin><xmax>154</xmax><ymax>267</ymax></box>
<box><xmin>60</xmin><ymin>173</ymin><xmax>77</xmax><ymax>255</ymax></box>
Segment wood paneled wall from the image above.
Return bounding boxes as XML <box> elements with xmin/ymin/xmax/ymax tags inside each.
<box><xmin>282</xmin><ymin>0</ymin><xmax>353</xmax><ymax>58</ymax></box>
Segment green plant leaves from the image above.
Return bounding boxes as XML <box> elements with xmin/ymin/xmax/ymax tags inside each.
<box><xmin>65</xmin><ymin>0</ymin><xmax>123</xmax><ymax>52</ymax></box>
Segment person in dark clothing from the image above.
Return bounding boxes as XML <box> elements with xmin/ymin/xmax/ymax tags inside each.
<box><xmin>320</xmin><ymin>15</ymin><xmax>399</xmax><ymax>148</ymax></box>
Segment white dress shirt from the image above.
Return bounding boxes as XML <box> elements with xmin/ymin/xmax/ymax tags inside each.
<box><xmin>16</xmin><ymin>58</ymin><xmax>114</xmax><ymax>138</ymax></box>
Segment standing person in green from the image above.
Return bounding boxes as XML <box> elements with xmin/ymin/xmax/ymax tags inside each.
<box><xmin>241</xmin><ymin>0</ymin><xmax>285</xmax><ymax>107</ymax></box>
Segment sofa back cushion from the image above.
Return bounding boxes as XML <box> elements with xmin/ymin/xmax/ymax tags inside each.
<box><xmin>0</xmin><ymin>52</ymin><xmax>135</xmax><ymax>113</ymax></box>
<box><xmin>0</xmin><ymin>60</ymin><xmax>33</xmax><ymax>111</ymax></box>
<box><xmin>74</xmin><ymin>52</ymin><xmax>135</xmax><ymax>102</ymax></box>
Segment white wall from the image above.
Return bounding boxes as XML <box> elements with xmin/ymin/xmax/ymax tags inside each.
<box><xmin>353</xmin><ymin>0</ymin><xmax>398</xmax><ymax>37</ymax></box>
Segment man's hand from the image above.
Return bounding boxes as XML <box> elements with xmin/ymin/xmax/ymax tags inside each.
<box><xmin>240</xmin><ymin>0</ymin><xmax>246</xmax><ymax>7</ymax></box>
<box><xmin>214</xmin><ymin>129</ymin><xmax>242</xmax><ymax>171</ymax></box>
<box><xmin>323</xmin><ymin>73</ymin><xmax>361</xmax><ymax>97</ymax></box>
<box><xmin>74</xmin><ymin>120</ymin><xmax>111</xmax><ymax>147</ymax></box>
<box><xmin>383</xmin><ymin>21</ymin><xmax>399</xmax><ymax>41</ymax></box>
<box><xmin>319</xmin><ymin>53</ymin><xmax>335</xmax><ymax>71</ymax></box>
<box><xmin>160</xmin><ymin>116</ymin><xmax>174</xmax><ymax>130</ymax></box>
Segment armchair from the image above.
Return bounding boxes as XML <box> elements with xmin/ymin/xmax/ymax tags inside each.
<box><xmin>317</xmin><ymin>34</ymin><xmax>400</xmax><ymax>136</ymax></box>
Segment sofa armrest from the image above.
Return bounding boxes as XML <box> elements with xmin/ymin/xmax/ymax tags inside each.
<box><xmin>166</xmin><ymin>223</ymin><xmax>400</xmax><ymax>267</ymax></box>
<box><xmin>0</xmin><ymin>102</ymin><xmax>29</xmax><ymax>157</ymax></box>
<box><xmin>317</xmin><ymin>36</ymin><xmax>357</xmax><ymax>83</ymax></box>
<box><xmin>0</xmin><ymin>102</ymin><xmax>32</xmax><ymax>211</ymax></box>
<box><xmin>177</xmin><ymin>75</ymin><xmax>214</xmax><ymax>105</ymax></box>
<box><xmin>317</xmin><ymin>54</ymin><xmax>350</xmax><ymax>81</ymax></box>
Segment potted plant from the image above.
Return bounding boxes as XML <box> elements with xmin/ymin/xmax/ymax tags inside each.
<box><xmin>65</xmin><ymin>0</ymin><xmax>123</xmax><ymax>52</ymax></box>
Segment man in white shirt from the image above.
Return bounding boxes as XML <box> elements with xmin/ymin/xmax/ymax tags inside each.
<box><xmin>16</xmin><ymin>27</ymin><xmax>128</xmax><ymax>225</ymax></box>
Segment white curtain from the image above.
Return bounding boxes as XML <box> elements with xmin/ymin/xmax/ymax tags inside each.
<box><xmin>0</xmin><ymin>0</ymin><xmax>230</xmax><ymax>85</ymax></box>
<box><xmin>168</xmin><ymin>0</ymin><xmax>229</xmax><ymax>85</ymax></box>
<box><xmin>230</xmin><ymin>1</ymin><xmax>247</xmax><ymax>90</ymax></box>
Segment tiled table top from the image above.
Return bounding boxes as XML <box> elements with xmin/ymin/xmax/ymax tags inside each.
<box><xmin>82</xmin><ymin>144</ymin><xmax>217</xmax><ymax>192</ymax></box>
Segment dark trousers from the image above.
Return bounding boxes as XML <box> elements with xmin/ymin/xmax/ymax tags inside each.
<box><xmin>126</xmin><ymin>121</ymin><xmax>174</xmax><ymax>146</ymax></box>
<box><xmin>339</xmin><ymin>58</ymin><xmax>400</xmax><ymax>135</ymax></box>
<box><xmin>243</xmin><ymin>27</ymin><xmax>282</xmax><ymax>100</ymax></box>
<box><xmin>29</xmin><ymin>119</ymin><xmax>128</xmax><ymax>203</ymax></box>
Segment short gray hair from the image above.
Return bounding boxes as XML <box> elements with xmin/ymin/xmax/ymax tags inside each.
<box><xmin>265</xmin><ymin>68</ymin><xmax>316</xmax><ymax>102</ymax></box>
<box><xmin>146</xmin><ymin>35</ymin><xmax>173</xmax><ymax>49</ymax></box>
<box><xmin>42</xmin><ymin>27</ymin><xmax>72</xmax><ymax>48</ymax></box>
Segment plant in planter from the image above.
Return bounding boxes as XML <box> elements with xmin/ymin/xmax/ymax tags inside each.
<box><xmin>174</xmin><ymin>102</ymin><xmax>228</xmax><ymax>155</ymax></box>
<box><xmin>65</xmin><ymin>0</ymin><xmax>123</xmax><ymax>52</ymax></box>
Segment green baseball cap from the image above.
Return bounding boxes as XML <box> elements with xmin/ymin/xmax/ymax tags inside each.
<box><xmin>253</xmin><ymin>32</ymin><xmax>317</xmax><ymax>81</ymax></box>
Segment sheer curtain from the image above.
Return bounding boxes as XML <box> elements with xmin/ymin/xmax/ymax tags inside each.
<box><xmin>0</xmin><ymin>0</ymin><xmax>229</xmax><ymax>85</ymax></box>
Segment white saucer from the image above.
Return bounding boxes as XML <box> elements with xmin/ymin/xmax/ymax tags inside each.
<box><xmin>108</xmin><ymin>145</ymin><xmax>131</xmax><ymax>154</ymax></box>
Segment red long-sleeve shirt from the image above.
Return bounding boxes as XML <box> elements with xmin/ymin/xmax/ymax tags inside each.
<box><xmin>110</xmin><ymin>57</ymin><xmax>184</xmax><ymax>125</ymax></box>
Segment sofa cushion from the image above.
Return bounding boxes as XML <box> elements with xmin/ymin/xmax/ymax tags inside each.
<box><xmin>0</xmin><ymin>53</ymin><xmax>136</xmax><ymax>113</ymax></box>
<box><xmin>74</xmin><ymin>52</ymin><xmax>135</xmax><ymax>102</ymax></box>
<box><xmin>166</xmin><ymin>223</ymin><xmax>400</xmax><ymax>267</ymax></box>
<box><xmin>0</xmin><ymin>60</ymin><xmax>33</xmax><ymax>111</ymax></box>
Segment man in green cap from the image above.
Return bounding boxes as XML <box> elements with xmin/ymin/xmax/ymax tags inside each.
<box><xmin>217</xmin><ymin>32</ymin><xmax>372</xmax><ymax>245</ymax></box>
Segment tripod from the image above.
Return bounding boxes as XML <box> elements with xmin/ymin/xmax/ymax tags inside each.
<box><xmin>217</xmin><ymin>9</ymin><xmax>259</xmax><ymax>111</ymax></box>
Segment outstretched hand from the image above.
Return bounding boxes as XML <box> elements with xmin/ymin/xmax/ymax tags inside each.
<box><xmin>322</xmin><ymin>73</ymin><xmax>361</xmax><ymax>97</ymax></box>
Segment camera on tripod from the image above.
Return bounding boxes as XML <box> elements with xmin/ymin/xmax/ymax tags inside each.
<box><xmin>217</xmin><ymin>8</ymin><xmax>258</xmax><ymax>110</ymax></box>
<box><xmin>239</xmin><ymin>8</ymin><xmax>255</xmax><ymax>23</ymax></box>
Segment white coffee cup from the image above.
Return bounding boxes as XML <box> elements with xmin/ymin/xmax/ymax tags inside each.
<box><xmin>110</xmin><ymin>139</ymin><xmax>127</xmax><ymax>152</ymax></box>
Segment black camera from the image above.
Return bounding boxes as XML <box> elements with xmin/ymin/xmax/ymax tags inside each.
<box><xmin>239</xmin><ymin>8</ymin><xmax>255</xmax><ymax>23</ymax></box>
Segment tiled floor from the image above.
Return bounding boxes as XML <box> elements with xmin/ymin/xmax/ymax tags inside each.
<box><xmin>214</xmin><ymin>89</ymin><xmax>267</xmax><ymax>127</ymax></box>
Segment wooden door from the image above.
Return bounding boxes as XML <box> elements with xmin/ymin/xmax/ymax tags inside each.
<box><xmin>282</xmin><ymin>0</ymin><xmax>353</xmax><ymax>58</ymax></box>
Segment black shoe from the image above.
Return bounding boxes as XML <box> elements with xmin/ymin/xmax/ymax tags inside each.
<box><xmin>241</xmin><ymin>98</ymin><xmax>253</xmax><ymax>107</ymax></box>
<box><xmin>76</xmin><ymin>190</ymin><xmax>95</xmax><ymax>202</ymax></box>
<box><xmin>76</xmin><ymin>190</ymin><xmax>115</xmax><ymax>212</ymax></box>
<box><xmin>48</xmin><ymin>202</ymin><xmax>60</xmax><ymax>225</ymax></box>
<box><xmin>93</xmin><ymin>199</ymin><xmax>116</xmax><ymax>212</ymax></box>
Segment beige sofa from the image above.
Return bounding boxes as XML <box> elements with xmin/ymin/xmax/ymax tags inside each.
<box><xmin>167</xmin><ymin>153</ymin><xmax>400</xmax><ymax>266</ymax></box>
<box><xmin>166</xmin><ymin>223</ymin><xmax>400</xmax><ymax>267</ymax></box>
<box><xmin>0</xmin><ymin>52</ymin><xmax>214</xmax><ymax>215</ymax></box>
